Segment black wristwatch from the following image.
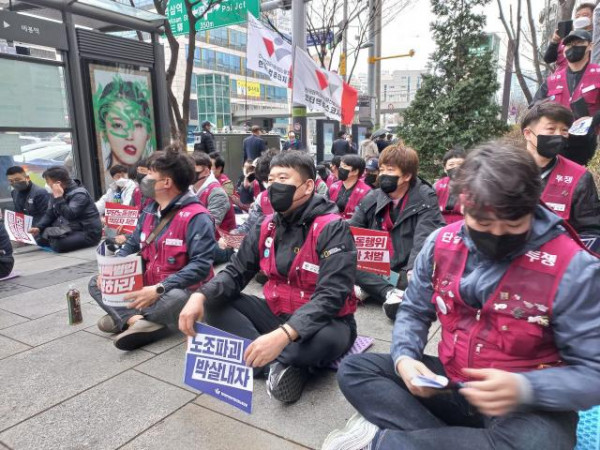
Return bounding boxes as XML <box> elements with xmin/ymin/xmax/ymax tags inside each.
<box><xmin>156</xmin><ymin>284</ymin><xmax>166</xmax><ymax>295</ymax></box>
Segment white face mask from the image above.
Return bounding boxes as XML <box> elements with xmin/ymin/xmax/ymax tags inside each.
<box><xmin>45</xmin><ymin>184</ymin><xmax>53</xmax><ymax>194</ymax></box>
<box><xmin>574</xmin><ymin>17</ymin><xmax>592</xmax><ymax>29</ymax></box>
<box><xmin>115</xmin><ymin>178</ymin><xmax>129</xmax><ymax>188</ymax></box>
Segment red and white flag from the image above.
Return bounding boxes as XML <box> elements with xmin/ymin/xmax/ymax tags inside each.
<box><xmin>246</xmin><ymin>13</ymin><xmax>292</xmax><ymax>88</ymax></box>
<box><xmin>292</xmin><ymin>46</ymin><xmax>344</xmax><ymax>121</ymax></box>
<box><xmin>341</xmin><ymin>82</ymin><xmax>358</xmax><ymax>125</ymax></box>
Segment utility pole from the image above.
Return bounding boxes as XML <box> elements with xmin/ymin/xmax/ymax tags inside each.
<box><xmin>292</xmin><ymin>0</ymin><xmax>308</xmax><ymax>148</ymax></box>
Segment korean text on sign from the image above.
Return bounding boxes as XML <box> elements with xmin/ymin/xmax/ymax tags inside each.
<box><xmin>184</xmin><ymin>323</ymin><xmax>253</xmax><ymax>414</ymax></box>
<box><xmin>104</xmin><ymin>202</ymin><xmax>139</xmax><ymax>234</ymax></box>
<box><xmin>3</xmin><ymin>210</ymin><xmax>37</xmax><ymax>245</ymax></box>
<box><xmin>350</xmin><ymin>226</ymin><xmax>391</xmax><ymax>276</ymax></box>
<box><xmin>96</xmin><ymin>249</ymin><xmax>143</xmax><ymax>307</ymax></box>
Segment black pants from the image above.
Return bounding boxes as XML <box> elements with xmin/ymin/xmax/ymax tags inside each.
<box><xmin>0</xmin><ymin>255</ymin><xmax>14</xmax><ymax>278</ymax></box>
<box><xmin>205</xmin><ymin>294</ymin><xmax>356</xmax><ymax>368</ymax></box>
<box><xmin>38</xmin><ymin>231</ymin><xmax>101</xmax><ymax>253</ymax></box>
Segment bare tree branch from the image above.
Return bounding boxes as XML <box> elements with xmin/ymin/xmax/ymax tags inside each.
<box><xmin>526</xmin><ymin>0</ymin><xmax>543</xmax><ymax>83</ymax></box>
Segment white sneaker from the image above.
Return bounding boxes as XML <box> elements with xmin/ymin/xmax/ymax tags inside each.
<box><xmin>322</xmin><ymin>413</ymin><xmax>379</xmax><ymax>450</ymax></box>
<box><xmin>354</xmin><ymin>285</ymin><xmax>369</xmax><ymax>302</ymax></box>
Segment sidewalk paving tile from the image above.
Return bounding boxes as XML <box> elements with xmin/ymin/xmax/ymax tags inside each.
<box><xmin>0</xmin><ymin>277</ymin><xmax>93</xmax><ymax>319</ymax></box>
<box><xmin>0</xmin><ymin>303</ymin><xmax>106</xmax><ymax>347</ymax></box>
<box><xmin>13</xmin><ymin>255</ymin><xmax>93</xmax><ymax>277</ymax></box>
<box><xmin>0</xmin><ymin>331</ymin><xmax>152</xmax><ymax>431</ymax></box>
<box><xmin>0</xmin><ymin>370</ymin><xmax>195</xmax><ymax>450</ymax></box>
<box><xmin>122</xmin><ymin>403</ymin><xmax>307</xmax><ymax>450</ymax></box>
<box><xmin>56</xmin><ymin>247</ymin><xmax>97</xmax><ymax>261</ymax></box>
<box><xmin>354</xmin><ymin>302</ymin><xmax>394</xmax><ymax>342</ymax></box>
<box><xmin>0</xmin><ymin>335</ymin><xmax>30</xmax><ymax>360</ymax></box>
<box><xmin>134</xmin><ymin>343</ymin><xmax>194</xmax><ymax>392</ymax></box>
<box><xmin>193</xmin><ymin>368</ymin><xmax>356</xmax><ymax>450</ymax></box>
<box><xmin>13</xmin><ymin>261</ymin><xmax>97</xmax><ymax>289</ymax></box>
<box><xmin>0</xmin><ymin>283</ymin><xmax>33</xmax><ymax>300</ymax></box>
<box><xmin>0</xmin><ymin>310</ymin><xmax>29</xmax><ymax>330</ymax></box>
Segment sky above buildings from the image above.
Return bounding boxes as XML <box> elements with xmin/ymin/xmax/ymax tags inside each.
<box><xmin>353</xmin><ymin>0</ymin><xmax>546</xmax><ymax>75</ymax></box>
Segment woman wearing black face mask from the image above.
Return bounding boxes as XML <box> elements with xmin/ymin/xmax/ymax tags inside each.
<box><xmin>328</xmin><ymin>155</ymin><xmax>372</xmax><ymax>219</ymax></box>
<box><xmin>348</xmin><ymin>145</ymin><xmax>445</xmax><ymax>320</ymax></box>
<box><xmin>325</xmin><ymin>140</ymin><xmax>600</xmax><ymax>450</ymax></box>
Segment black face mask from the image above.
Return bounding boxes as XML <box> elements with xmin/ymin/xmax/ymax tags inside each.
<box><xmin>467</xmin><ymin>226</ymin><xmax>529</xmax><ymax>260</ymax></box>
<box><xmin>136</xmin><ymin>173</ymin><xmax>147</xmax><ymax>184</ymax></box>
<box><xmin>268</xmin><ymin>182</ymin><xmax>298</xmax><ymax>213</ymax></box>
<box><xmin>337</xmin><ymin>167</ymin><xmax>350</xmax><ymax>181</ymax></box>
<box><xmin>140</xmin><ymin>177</ymin><xmax>157</xmax><ymax>199</ymax></box>
<box><xmin>379</xmin><ymin>175</ymin><xmax>400</xmax><ymax>194</ymax></box>
<box><xmin>446</xmin><ymin>168</ymin><xmax>458</xmax><ymax>179</ymax></box>
<box><xmin>365</xmin><ymin>173</ymin><xmax>377</xmax><ymax>187</ymax></box>
<box><xmin>13</xmin><ymin>181</ymin><xmax>30</xmax><ymax>192</ymax></box>
<box><xmin>565</xmin><ymin>46</ymin><xmax>588</xmax><ymax>63</ymax></box>
<box><xmin>535</xmin><ymin>134</ymin><xmax>568</xmax><ymax>159</ymax></box>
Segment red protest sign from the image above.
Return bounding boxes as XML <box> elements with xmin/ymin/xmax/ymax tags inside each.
<box><xmin>105</xmin><ymin>202</ymin><xmax>139</xmax><ymax>234</ymax></box>
<box><xmin>350</xmin><ymin>227</ymin><xmax>391</xmax><ymax>276</ymax></box>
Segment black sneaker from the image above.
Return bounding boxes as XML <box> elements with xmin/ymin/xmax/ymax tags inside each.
<box><xmin>382</xmin><ymin>289</ymin><xmax>404</xmax><ymax>320</ymax></box>
<box><xmin>254</xmin><ymin>271</ymin><xmax>268</xmax><ymax>285</ymax></box>
<box><xmin>113</xmin><ymin>319</ymin><xmax>169</xmax><ymax>351</ymax></box>
<box><xmin>266</xmin><ymin>362</ymin><xmax>308</xmax><ymax>403</ymax></box>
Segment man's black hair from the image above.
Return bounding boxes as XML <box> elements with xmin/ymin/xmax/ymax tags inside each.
<box><xmin>148</xmin><ymin>144</ymin><xmax>196</xmax><ymax>192</ymax></box>
<box><xmin>42</xmin><ymin>166</ymin><xmax>71</xmax><ymax>184</ymax></box>
<box><xmin>270</xmin><ymin>150</ymin><xmax>316</xmax><ymax>181</ymax></box>
<box><xmin>331</xmin><ymin>155</ymin><xmax>342</xmax><ymax>168</ymax></box>
<box><xmin>193</xmin><ymin>152</ymin><xmax>212</xmax><ymax>168</ymax></box>
<box><xmin>109</xmin><ymin>164</ymin><xmax>128</xmax><ymax>178</ymax></box>
<box><xmin>5</xmin><ymin>166</ymin><xmax>26</xmax><ymax>176</ymax></box>
<box><xmin>209</xmin><ymin>152</ymin><xmax>225</xmax><ymax>169</ymax></box>
<box><xmin>337</xmin><ymin>131</ymin><xmax>346</xmax><ymax>139</ymax></box>
<box><xmin>442</xmin><ymin>146</ymin><xmax>467</xmax><ymax>166</ymax></box>
<box><xmin>255</xmin><ymin>148</ymin><xmax>279</xmax><ymax>183</ymax></box>
<box><xmin>341</xmin><ymin>154</ymin><xmax>366</xmax><ymax>177</ymax></box>
<box><xmin>451</xmin><ymin>140</ymin><xmax>541</xmax><ymax>221</ymax></box>
<box><xmin>521</xmin><ymin>101</ymin><xmax>574</xmax><ymax>131</ymax></box>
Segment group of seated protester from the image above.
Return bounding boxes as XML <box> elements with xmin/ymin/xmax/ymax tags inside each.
<box><xmin>6</xmin><ymin>108</ymin><xmax>597</xmax><ymax>447</ymax></box>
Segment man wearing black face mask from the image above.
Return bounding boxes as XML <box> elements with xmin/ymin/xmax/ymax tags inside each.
<box><xmin>324</xmin><ymin>141</ymin><xmax>600</xmax><ymax>450</ymax></box>
<box><xmin>89</xmin><ymin>146</ymin><xmax>216</xmax><ymax>351</ymax></box>
<box><xmin>179</xmin><ymin>151</ymin><xmax>358</xmax><ymax>404</ymax></box>
<box><xmin>349</xmin><ymin>145</ymin><xmax>445</xmax><ymax>320</ymax></box>
<box><xmin>6</xmin><ymin>166</ymin><xmax>49</xmax><ymax>227</ymax></box>
<box><xmin>534</xmin><ymin>29</ymin><xmax>600</xmax><ymax>120</ymax></box>
<box><xmin>522</xmin><ymin>102</ymin><xmax>600</xmax><ymax>238</ymax></box>
<box><xmin>434</xmin><ymin>147</ymin><xmax>466</xmax><ymax>224</ymax></box>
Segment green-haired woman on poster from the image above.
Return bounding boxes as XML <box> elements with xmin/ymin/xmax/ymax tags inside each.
<box><xmin>94</xmin><ymin>75</ymin><xmax>155</xmax><ymax>188</ymax></box>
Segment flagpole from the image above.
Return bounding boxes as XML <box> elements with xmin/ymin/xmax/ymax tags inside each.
<box><xmin>291</xmin><ymin>0</ymin><xmax>308</xmax><ymax>150</ymax></box>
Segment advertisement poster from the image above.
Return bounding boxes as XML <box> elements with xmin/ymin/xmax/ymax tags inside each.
<box><xmin>96</xmin><ymin>247</ymin><xmax>144</xmax><ymax>307</ymax></box>
<box><xmin>90</xmin><ymin>63</ymin><xmax>156</xmax><ymax>190</ymax></box>
<box><xmin>184</xmin><ymin>323</ymin><xmax>253</xmax><ymax>414</ymax></box>
<box><xmin>350</xmin><ymin>227</ymin><xmax>391</xmax><ymax>276</ymax></box>
<box><xmin>3</xmin><ymin>209</ymin><xmax>36</xmax><ymax>245</ymax></box>
<box><xmin>104</xmin><ymin>202</ymin><xmax>139</xmax><ymax>234</ymax></box>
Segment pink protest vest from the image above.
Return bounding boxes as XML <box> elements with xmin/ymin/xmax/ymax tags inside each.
<box><xmin>198</xmin><ymin>181</ymin><xmax>237</xmax><ymax>232</ymax></box>
<box><xmin>259</xmin><ymin>213</ymin><xmax>357</xmax><ymax>317</ymax></box>
<box><xmin>434</xmin><ymin>177</ymin><xmax>463</xmax><ymax>224</ymax></box>
<box><xmin>328</xmin><ymin>179</ymin><xmax>372</xmax><ymax>219</ymax></box>
<box><xmin>541</xmin><ymin>155</ymin><xmax>586</xmax><ymax>220</ymax></box>
<box><xmin>140</xmin><ymin>203</ymin><xmax>214</xmax><ymax>290</ymax></box>
<box><xmin>432</xmin><ymin>221</ymin><xmax>580</xmax><ymax>382</ymax></box>
<box><xmin>547</xmin><ymin>63</ymin><xmax>600</xmax><ymax>117</ymax></box>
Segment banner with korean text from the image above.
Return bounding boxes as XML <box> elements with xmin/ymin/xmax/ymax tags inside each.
<box><xmin>4</xmin><ymin>210</ymin><xmax>36</xmax><ymax>245</ymax></box>
<box><xmin>105</xmin><ymin>202</ymin><xmax>139</xmax><ymax>234</ymax></box>
<box><xmin>246</xmin><ymin>13</ymin><xmax>292</xmax><ymax>88</ymax></box>
<box><xmin>96</xmin><ymin>248</ymin><xmax>144</xmax><ymax>307</ymax></box>
<box><xmin>184</xmin><ymin>323</ymin><xmax>253</xmax><ymax>414</ymax></box>
<box><xmin>350</xmin><ymin>227</ymin><xmax>391</xmax><ymax>276</ymax></box>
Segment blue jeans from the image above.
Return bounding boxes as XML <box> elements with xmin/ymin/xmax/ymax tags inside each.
<box><xmin>338</xmin><ymin>353</ymin><xmax>578</xmax><ymax>450</ymax></box>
